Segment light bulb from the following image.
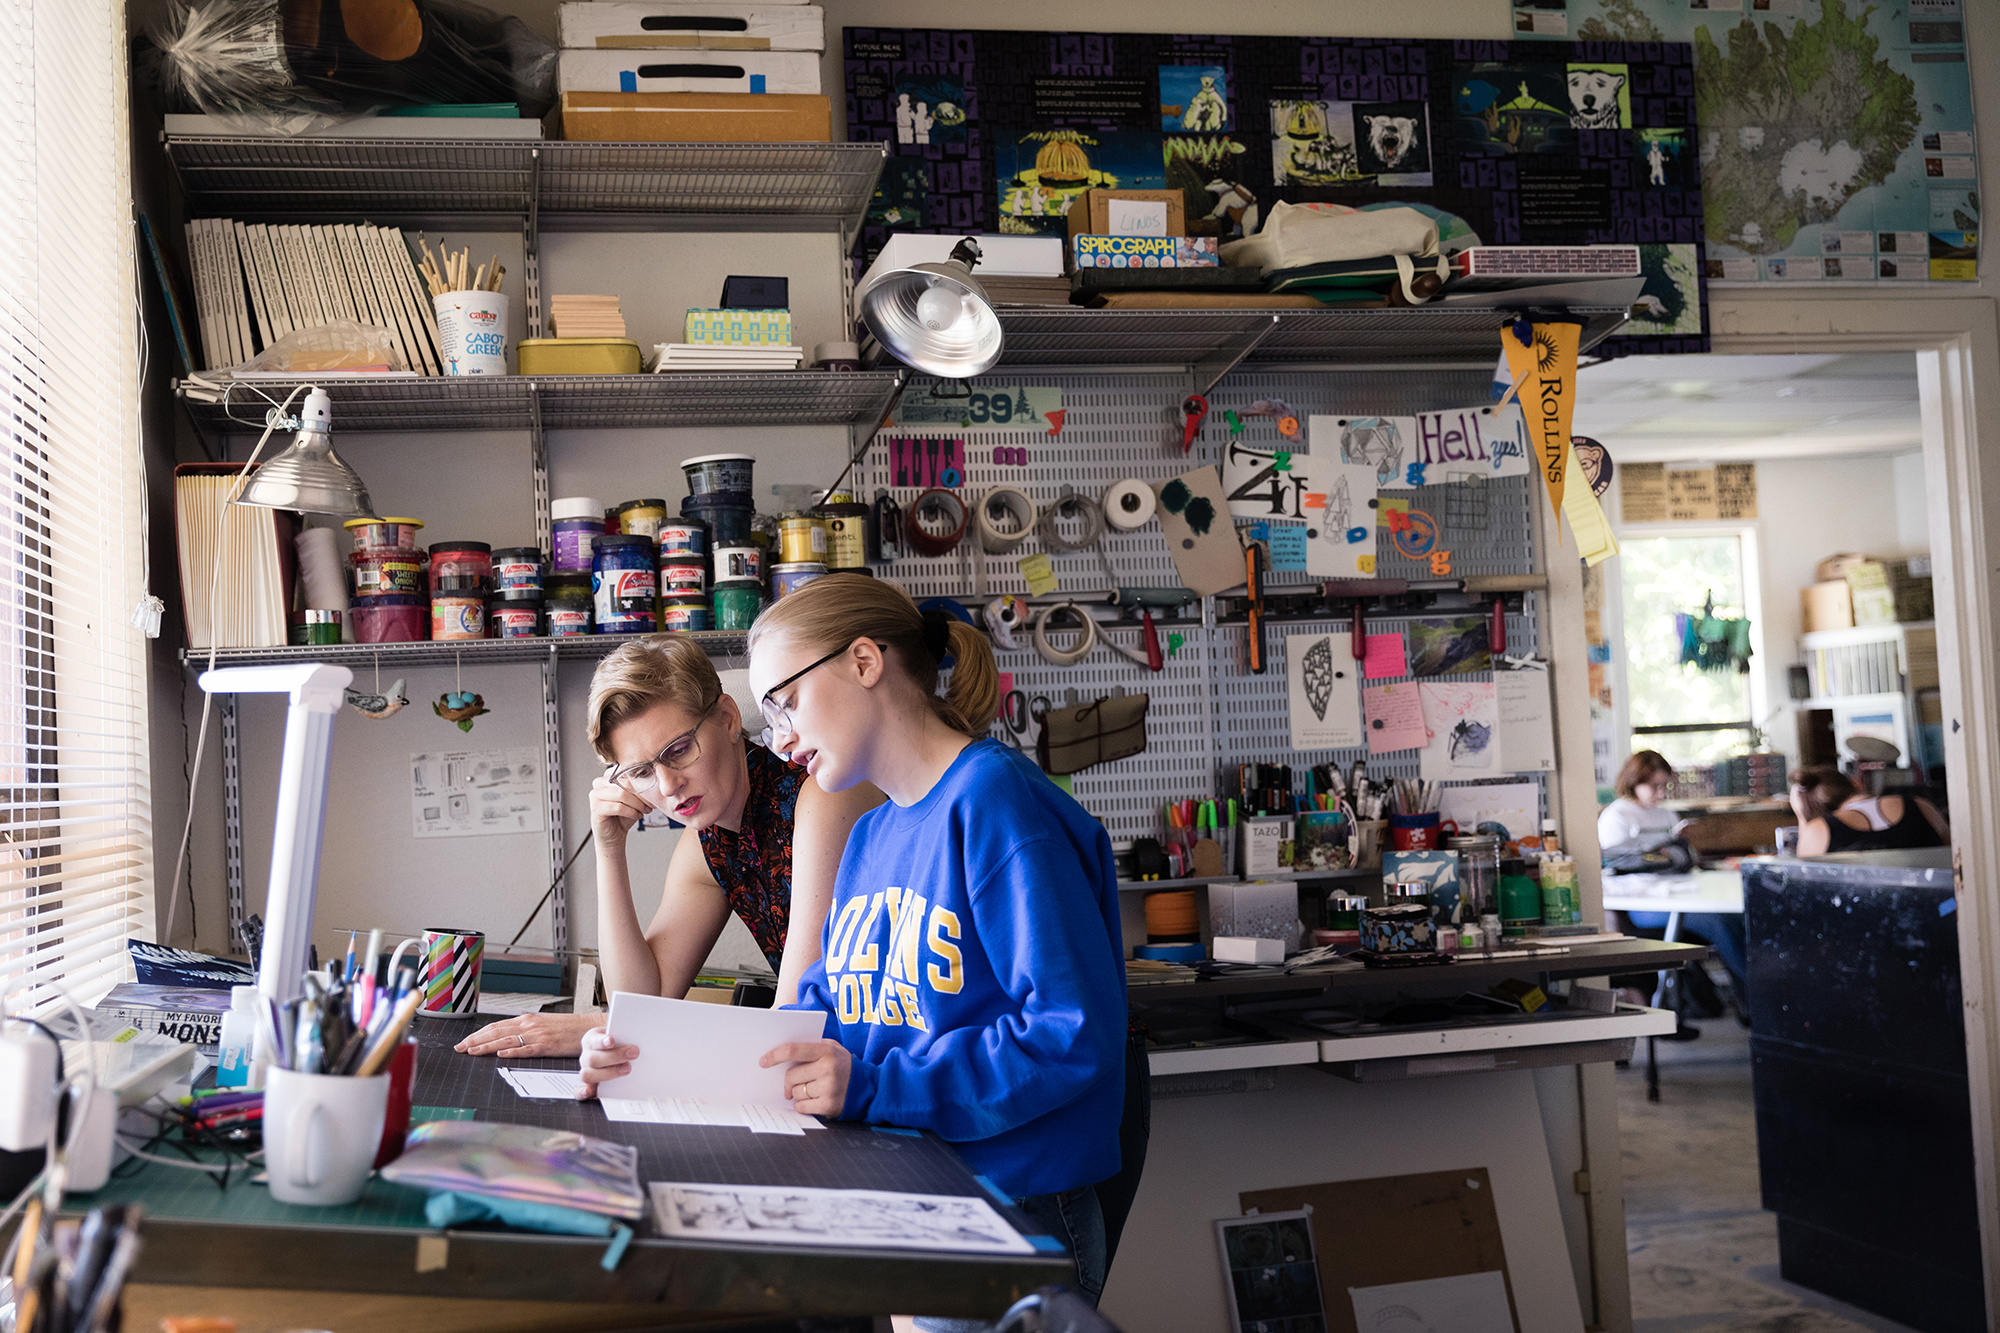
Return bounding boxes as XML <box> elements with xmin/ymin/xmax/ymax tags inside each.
<box><xmin>915</xmin><ymin>283</ymin><xmax>964</xmax><ymax>333</ymax></box>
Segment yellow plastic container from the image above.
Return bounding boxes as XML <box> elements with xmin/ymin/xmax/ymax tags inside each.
<box><xmin>516</xmin><ymin>338</ymin><xmax>642</xmax><ymax>375</ymax></box>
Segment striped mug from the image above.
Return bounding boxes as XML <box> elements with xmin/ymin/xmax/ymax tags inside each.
<box><xmin>420</xmin><ymin>926</ymin><xmax>484</xmax><ymax>1015</ymax></box>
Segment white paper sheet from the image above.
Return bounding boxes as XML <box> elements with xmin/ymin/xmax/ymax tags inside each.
<box><xmin>499</xmin><ymin>1067</ymin><xmax>581</xmax><ymax>1099</ymax></box>
<box><xmin>649</xmin><ymin>1181</ymin><xmax>1034</xmax><ymax>1254</ymax></box>
<box><xmin>1302</xmin><ymin>461</ymin><xmax>1381</xmax><ymax>578</ymax></box>
<box><xmin>1495</xmin><ymin>664</ymin><xmax>1557</xmax><ymax>773</ymax></box>
<box><xmin>1309</xmin><ymin>413</ymin><xmax>1417</xmax><ymax>489</ymax></box>
<box><xmin>477</xmin><ymin>991</ymin><xmax>556</xmax><ymax>1016</ymax></box>
<box><xmin>1418</xmin><ymin>681</ymin><xmax>1501</xmax><ymax>780</ymax></box>
<box><xmin>1439</xmin><ymin>781</ymin><xmax>1541</xmax><ymax>843</ymax></box>
<box><xmin>598</xmin><ymin>990</ymin><xmax>827</xmax><ymax>1108</ymax></box>
<box><xmin>1223</xmin><ymin>439</ymin><xmax>1321</xmax><ymax>521</ymax></box>
<box><xmin>411</xmin><ymin>747</ymin><xmax>545</xmax><ymax>839</ymax></box>
<box><xmin>1286</xmin><ymin>632</ymin><xmax>1363</xmax><ymax>750</ymax></box>
<box><xmin>601</xmin><ymin>1096</ymin><xmax>823</xmax><ymax>1134</ymax></box>
<box><xmin>1348</xmin><ymin>1269</ymin><xmax>1515</xmax><ymax>1332</ymax></box>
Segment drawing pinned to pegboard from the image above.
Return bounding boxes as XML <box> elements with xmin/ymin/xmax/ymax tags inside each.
<box><xmin>1442</xmin><ymin>473</ymin><xmax>1491</xmax><ymax>533</ymax></box>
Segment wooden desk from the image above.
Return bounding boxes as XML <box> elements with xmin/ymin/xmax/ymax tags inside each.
<box><xmin>51</xmin><ymin>1016</ymin><xmax>1071</xmax><ymax>1323</ymax></box>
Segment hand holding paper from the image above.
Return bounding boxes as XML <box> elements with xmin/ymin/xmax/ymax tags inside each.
<box><xmin>596</xmin><ymin>991</ymin><xmax>828</xmax><ymax>1129</ymax></box>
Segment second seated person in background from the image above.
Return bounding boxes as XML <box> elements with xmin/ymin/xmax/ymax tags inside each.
<box><xmin>1597</xmin><ymin>749</ymin><xmax>1683</xmax><ymax>852</ymax></box>
<box><xmin>455</xmin><ymin>636</ymin><xmax>881</xmax><ymax>1058</ymax></box>
<box><xmin>1790</xmin><ymin>764</ymin><xmax>1949</xmax><ymax>855</ymax></box>
<box><xmin>675</xmin><ymin>575</ymin><xmax>1130</xmax><ymax>1319</ymax></box>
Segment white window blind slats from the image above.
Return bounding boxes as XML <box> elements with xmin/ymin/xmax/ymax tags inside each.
<box><xmin>0</xmin><ymin>0</ymin><xmax>154</xmax><ymax>1014</ymax></box>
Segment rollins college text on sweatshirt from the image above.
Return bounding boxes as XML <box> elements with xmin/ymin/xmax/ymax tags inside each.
<box><xmin>789</xmin><ymin>739</ymin><xmax>1127</xmax><ymax>1199</ymax></box>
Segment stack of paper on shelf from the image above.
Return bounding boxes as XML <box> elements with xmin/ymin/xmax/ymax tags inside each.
<box><xmin>650</xmin><ymin>342</ymin><xmax>803</xmax><ymax>372</ymax></box>
<box><xmin>550</xmin><ymin>294</ymin><xmax>628</xmax><ymax>337</ymax></box>
<box><xmin>182</xmin><ymin>218</ymin><xmax>445</xmax><ymax>374</ymax></box>
<box><xmin>174</xmin><ymin>463</ymin><xmax>295</xmax><ymax>649</ymax></box>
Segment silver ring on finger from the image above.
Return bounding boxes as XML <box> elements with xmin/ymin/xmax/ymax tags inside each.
<box><xmin>518</xmin><ymin>1034</ymin><xmax>526</xmax><ymax>1047</ymax></box>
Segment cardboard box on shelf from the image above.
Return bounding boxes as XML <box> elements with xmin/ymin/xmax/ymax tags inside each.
<box><xmin>1847</xmin><ymin>560</ymin><xmax>1897</xmax><ymax>625</ymax></box>
<box><xmin>557</xmin><ymin>3</ymin><xmax>825</xmax><ymax>51</ymax></box>
<box><xmin>1064</xmin><ymin>189</ymin><xmax>1186</xmax><ymax>241</ymax></box>
<box><xmin>1072</xmin><ymin>235</ymin><xmax>1219</xmax><ymax>269</ymax></box>
<box><xmin>1889</xmin><ymin>557</ymin><xmax>1935</xmax><ymax>622</ymax></box>
<box><xmin>557</xmin><ymin>49</ymin><xmax>820</xmax><ymax>95</ymax></box>
<box><xmin>1802</xmin><ymin>580</ymin><xmax>1854</xmax><ymax>633</ymax></box>
<box><xmin>553</xmin><ymin>91</ymin><xmax>830</xmax><ymax>142</ymax></box>
<box><xmin>1815</xmin><ymin>552</ymin><xmax>1876</xmax><ymax>583</ymax></box>
<box><xmin>1905</xmin><ymin>625</ymin><xmax>1939</xmax><ymax>691</ymax></box>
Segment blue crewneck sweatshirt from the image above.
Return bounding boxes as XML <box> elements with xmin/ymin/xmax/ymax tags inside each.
<box><xmin>788</xmin><ymin>739</ymin><xmax>1127</xmax><ymax>1199</ymax></box>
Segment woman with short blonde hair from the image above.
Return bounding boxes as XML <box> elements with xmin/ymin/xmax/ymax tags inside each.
<box><xmin>457</xmin><ymin>634</ymin><xmax>880</xmax><ymax>1064</ymax></box>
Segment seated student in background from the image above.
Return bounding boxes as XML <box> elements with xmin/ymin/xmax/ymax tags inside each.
<box><xmin>1598</xmin><ymin>749</ymin><xmax>1683</xmax><ymax>851</ymax></box>
<box><xmin>741</xmin><ymin>574</ymin><xmax>1130</xmax><ymax>1326</ymax></box>
<box><xmin>1599</xmin><ymin>749</ymin><xmax>1745</xmax><ymax>1023</ymax></box>
<box><xmin>456</xmin><ymin>637</ymin><xmax>880</xmax><ymax>1058</ymax></box>
<box><xmin>1790</xmin><ymin>764</ymin><xmax>1949</xmax><ymax>855</ymax></box>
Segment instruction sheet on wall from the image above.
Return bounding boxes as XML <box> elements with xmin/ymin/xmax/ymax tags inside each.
<box><xmin>412</xmin><ymin>748</ymin><xmax>544</xmax><ymax>838</ymax></box>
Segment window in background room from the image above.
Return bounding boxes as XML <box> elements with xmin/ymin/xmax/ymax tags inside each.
<box><xmin>0</xmin><ymin>0</ymin><xmax>155</xmax><ymax>1012</ymax></box>
<box><xmin>1619</xmin><ymin>533</ymin><xmax>1758</xmax><ymax>767</ymax></box>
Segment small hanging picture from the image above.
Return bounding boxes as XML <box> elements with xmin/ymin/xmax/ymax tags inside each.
<box><xmin>1287</xmin><ymin>632</ymin><xmax>1362</xmax><ymax>750</ymax></box>
<box><xmin>1301</xmin><ymin>461</ymin><xmax>1381</xmax><ymax>578</ymax></box>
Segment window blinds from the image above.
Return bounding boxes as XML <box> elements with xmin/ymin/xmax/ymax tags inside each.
<box><xmin>0</xmin><ymin>0</ymin><xmax>156</xmax><ymax>1011</ymax></box>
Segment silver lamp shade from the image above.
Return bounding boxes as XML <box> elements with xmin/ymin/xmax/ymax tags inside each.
<box><xmin>856</xmin><ymin>238</ymin><xmax>1004</xmax><ymax>379</ymax></box>
<box><xmin>232</xmin><ymin>388</ymin><xmax>377</xmax><ymax>518</ymax></box>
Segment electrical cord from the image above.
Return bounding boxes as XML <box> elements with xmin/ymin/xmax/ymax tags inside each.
<box><xmin>507</xmin><ymin>830</ymin><xmax>595</xmax><ymax>949</ymax></box>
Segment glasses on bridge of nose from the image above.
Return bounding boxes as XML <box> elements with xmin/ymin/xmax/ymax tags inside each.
<box><xmin>756</xmin><ymin>646</ymin><xmax>853</xmax><ymax>743</ymax></box>
<box><xmin>606</xmin><ymin>702</ymin><xmax>717</xmax><ymax>794</ymax></box>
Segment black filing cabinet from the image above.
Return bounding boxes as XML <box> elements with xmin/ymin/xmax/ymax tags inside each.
<box><xmin>1744</xmin><ymin>848</ymin><xmax>1984</xmax><ymax>1333</ymax></box>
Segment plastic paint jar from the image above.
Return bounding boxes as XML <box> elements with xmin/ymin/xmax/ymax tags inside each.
<box><xmin>351</xmin><ymin>595</ymin><xmax>426</xmax><ymax>643</ymax></box>
<box><xmin>712</xmin><ymin>544</ymin><xmax>763</xmax><ymax>584</ymax></box>
<box><xmin>818</xmin><ymin>502</ymin><xmax>871</xmax><ymax>571</ymax></box>
<box><xmin>679</xmin><ymin>452</ymin><xmax>755</xmax><ymax>499</ymax></box>
<box><xmin>545</xmin><ymin>574</ymin><xmax>592</xmax><ymax>636</ymax></box>
<box><xmin>657</xmin><ymin>519</ymin><xmax>707</xmax><ymax>559</ymax></box>
<box><xmin>350</xmin><ymin>548</ymin><xmax>425</xmax><ymax>598</ymax></box>
<box><xmin>658</xmin><ymin>555</ymin><xmax>708</xmax><ymax>598</ymax></box>
<box><xmin>432</xmin><ymin>595</ymin><xmax>486</xmax><ymax>640</ymax></box>
<box><xmin>712</xmin><ymin>580</ymin><xmax>763</xmax><ymax>630</ymax></box>
<box><xmin>616</xmin><ymin>499</ymin><xmax>668</xmax><ymax>542</ymax></box>
<box><xmin>659</xmin><ymin>595</ymin><xmax>712</xmax><ymax>633</ymax></box>
<box><xmin>769</xmin><ymin>562</ymin><xmax>827</xmax><ymax>600</ymax></box>
<box><xmin>552</xmin><ymin>496</ymin><xmax>606</xmax><ymax>573</ymax></box>
<box><xmin>592</xmin><ymin>534</ymin><xmax>657</xmax><ymax>634</ymax></box>
<box><xmin>290</xmin><ymin>608</ymin><xmax>342</xmax><ymax>646</ymax></box>
<box><xmin>491</xmin><ymin>600</ymin><xmax>541</xmax><ymax>638</ymax></box>
<box><xmin>343</xmin><ymin>516</ymin><xmax>424</xmax><ymax>551</ymax></box>
<box><xmin>776</xmin><ymin>515</ymin><xmax>828</xmax><ymax>565</ymax></box>
<box><xmin>428</xmin><ymin>542</ymin><xmax>493</xmax><ymax>596</ymax></box>
<box><xmin>681</xmin><ymin>493</ymin><xmax>754</xmax><ymax>547</ymax></box>
<box><xmin>491</xmin><ymin>546</ymin><xmax>543</xmax><ymax>601</ymax></box>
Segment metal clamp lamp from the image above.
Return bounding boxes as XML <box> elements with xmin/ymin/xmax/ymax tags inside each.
<box><xmin>855</xmin><ymin>237</ymin><xmax>1005</xmax><ymax>380</ymax></box>
<box><xmin>196</xmin><ymin>386</ymin><xmax>374</xmax><ymax>1082</ymax></box>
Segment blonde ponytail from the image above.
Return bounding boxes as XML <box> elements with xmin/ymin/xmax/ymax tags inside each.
<box><xmin>749</xmin><ymin>574</ymin><xmax>997</xmax><ymax>737</ymax></box>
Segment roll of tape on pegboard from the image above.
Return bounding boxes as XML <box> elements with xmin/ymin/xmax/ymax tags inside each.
<box><xmin>1103</xmin><ymin>478</ymin><xmax>1157</xmax><ymax>531</ymax></box>
<box><xmin>978</xmin><ymin>486</ymin><xmax>1036</xmax><ymax>554</ymax></box>
<box><xmin>905</xmin><ymin>488</ymin><xmax>969</xmax><ymax>557</ymax></box>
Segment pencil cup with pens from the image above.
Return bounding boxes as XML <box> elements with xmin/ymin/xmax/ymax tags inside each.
<box><xmin>420</xmin><ymin>240</ymin><xmax>509</xmax><ymax>375</ymax></box>
<box><xmin>260</xmin><ymin>933</ymin><xmax>428</xmax><ymax>1205</ymax></box>
<box><xmin>1160</xmin><ymin>799</ymin><xmax>1231</xmax><ymax>879</ymax></box>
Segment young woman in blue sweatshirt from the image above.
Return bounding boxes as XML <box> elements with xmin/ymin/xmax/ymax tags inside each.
<box><xmin>744</xmin><ymin>573</ymin><xmax>1129</xmax><ymax>1318</ymax></box>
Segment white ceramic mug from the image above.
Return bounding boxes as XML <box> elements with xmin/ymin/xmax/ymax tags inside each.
<box><xmin>263</xmin><ymin>1068</ymin><xmax>390</xmax><ymax>1205</ymax></box>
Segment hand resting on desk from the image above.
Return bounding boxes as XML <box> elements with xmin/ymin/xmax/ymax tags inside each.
<box><xmin>456</xmin><ymin>1010</ymin><xmax>605</xmax><ymax>1058</ymax></box>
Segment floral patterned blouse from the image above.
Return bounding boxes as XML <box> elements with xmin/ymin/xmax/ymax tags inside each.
<box><xmin>698</xmin><ymin>744</ymin><xmax>807</xmax><ymax>973</ymax></box>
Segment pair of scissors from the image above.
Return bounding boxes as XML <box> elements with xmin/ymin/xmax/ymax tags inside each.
<box><xmin>999</xmin><ymin>691</ymin><xmax>1050</xmax><ymax>751</ymax></box>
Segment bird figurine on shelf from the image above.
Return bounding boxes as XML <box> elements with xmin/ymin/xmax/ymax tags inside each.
<box><xmin>344</xmin><ymin>678</ymin><xmax>408</xmax><ymax>720</ymax></box>
<box><xmin>434</xmin><ymin>689</ymin><xmax>490</xmax><ymax>732</ymax></box>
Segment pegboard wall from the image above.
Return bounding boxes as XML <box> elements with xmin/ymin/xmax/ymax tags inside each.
<box><xmin>861</xmin><ymin>368</ymin><xmax>1546</xmax><ymax>844</ymax></box>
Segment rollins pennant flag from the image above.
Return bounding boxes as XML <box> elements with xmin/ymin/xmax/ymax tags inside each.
<box><xmin>1500</xmin><ymin>318</ymin><xmax>1583</xmax><ymax>538</ymax></box>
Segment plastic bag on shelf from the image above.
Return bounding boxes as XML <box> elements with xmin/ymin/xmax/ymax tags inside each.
<box><xmin>149</xmin><ymin>0</ymin><xmax>556</xmax><ymax>135</ymax></box>
<box><xmin>233</xmin><ymin>320</ymin><xmax>408</xmax><ymax>374</ymax></box>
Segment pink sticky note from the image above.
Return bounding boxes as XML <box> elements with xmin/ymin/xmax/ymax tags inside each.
<box><xmin>1364</xmin><ymin>632</ymin><xmax>1407</xmax><ymax>680</ymax></box>
<box><xmin>1363</xmin><ymin>682</ymin><xmax>1427</xmax><ymax>755</ymax></box>
<box><xmin>997</xmin><ymin>672</ymin><xmax>1015</xmax><ymax>698</ymax></box>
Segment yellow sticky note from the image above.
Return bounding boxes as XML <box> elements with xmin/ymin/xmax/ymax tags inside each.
<box><xmin>1561</xmin><ymin>456</ymin><xmax>1620</xmax><ymax>566</ymax></box>
<box><xmin>1018</xmin><ymin>552</ymin><xmax>1059</xmax><ymax>594</ymax></box>
<box><xmin>1378</xmin><ymin>496</ymin><xmax>1410</xmax><ymax>529</ymax></box>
